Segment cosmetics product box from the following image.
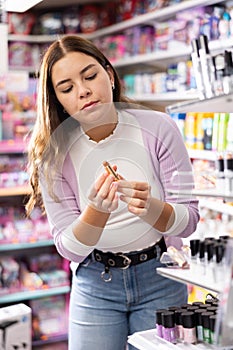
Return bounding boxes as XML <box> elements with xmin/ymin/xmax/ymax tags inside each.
<box><xmin>0</xmin><ymin>303</ymin><xmax>31</xmax><ymax>350</ymax></box>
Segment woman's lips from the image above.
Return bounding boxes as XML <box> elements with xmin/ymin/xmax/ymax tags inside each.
<box><xmin>82</xmin><ymin>101</ymin><xmax>99</xmax><ymax>110</ymax></box>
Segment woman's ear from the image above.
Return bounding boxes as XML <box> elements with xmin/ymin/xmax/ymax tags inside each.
<box><xmin>106</xmin><ymin>65</ymin><xmax>114</xmax><ymax>87</ymax></box>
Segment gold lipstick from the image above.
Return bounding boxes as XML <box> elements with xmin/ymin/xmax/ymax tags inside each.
<box><xmin>103</xmin><ymin>161</ymin><xmax>120</xmax><ymax>181</ymax></box>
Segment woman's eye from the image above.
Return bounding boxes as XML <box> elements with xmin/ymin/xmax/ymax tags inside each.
<box><xmin>86</xmin><ymin>73</ymin><xmax>97</xmax><ymax>81</ymax></box>
<box><xmin>62</xmin><ymin>86</ymin><xmax>73</xmax><ymax>93</ymax></box>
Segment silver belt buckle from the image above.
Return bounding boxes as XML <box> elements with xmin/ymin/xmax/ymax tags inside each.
<box><xmin>118</xmin><ymin>253</ymin><xmax>131</xmax><ymax>269</ymax></box>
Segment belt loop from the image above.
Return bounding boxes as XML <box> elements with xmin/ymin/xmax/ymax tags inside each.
<box><xmin>155</xmin><ymin>244</ymin><xmax>161</xmax><ymax>259</ymax></box>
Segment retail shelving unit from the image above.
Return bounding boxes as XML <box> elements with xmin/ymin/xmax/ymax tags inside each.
<box><xmin>0</xmin><ymin>140</ymin><xmax>70</xmax><ymax>346</ymax></box>
<box><xmin>7</xmin><ymin>0</ymin><xmax>232</xmax><ymax>106</ymax></box>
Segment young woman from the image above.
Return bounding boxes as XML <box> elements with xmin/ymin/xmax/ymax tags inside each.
<box><xmin>26</xmin><ymin>35</ymin><xmax>199</xmax><ymax>350</ymax></box>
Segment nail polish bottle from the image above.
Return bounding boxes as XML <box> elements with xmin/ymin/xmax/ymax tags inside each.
<box><xmin>161</xmin><ymin>311</ymin><xmax>176</xmax><ymax>344</ymax></box>
<box><xmin>190</xmin><ymin>239</ymin><xmax>200</xmax><ymax>261</ymax></box>
<box><xmin>224</xmin><ymin>151</ymin><xmax>233</xmax><ymax>194</ymax></box>
<box><xmin>212</xmin><ymin>54</ymin><xmax>224</xmax><ymax>96</ymax></box>
<box><xmin>214</xmin><ymin>242</ymin><xmax>225</xmax><ymax>264</ymax></box>
<box><xmin>180</xmin><ymin>304</ymin><xmax>190</xmax><ymax>310</ymax></box>
<box><xmin>192</xmin><ymin>301</ymin><xmax>204</xmax><ymax>307</ymax></box>
<box><xmin>174</xmin><ymin>309</ymin><xmax>185</xmax><ymax>341</ymax></box>
<box><xmin>155</xmin><ymin>309</ymin><xmax>167</xmax><ymax>338</ymax></box>
<box><xmin>209</xmin><ymin>314</ymin><xmax>217</xmax><ymax>344</ymax></box>
<box><xmin>187</xmin><ymin>305</ymin><xmax>199</xmax><ymax>312</ymax></box>
<box><xmin>215</xmin><ymin>152</ymin><xmax>225</xmax><ymax>191</ymax></box>
<box><xmin>201</xmin><ymin>311</ymin><xmax>215</xmax><ymax>343</ymax></box>
<box><xmin>168</xmin><ymin>306</ymin><xmax>179</xmax><ymax>312</ymax></box>
<box><xmin>194</xmin><ymin>309</ymin><xmax>205</xmax><ymax>342</ymax></box>
<box><xmin>206</xmin><ymin>306</ymin><xmax>218</xmax><ymax>314</ymax></box>
<box><xmin>198</xmin><ymin>304</ymin><xmax>209</xmax><ymax>311</ymax></box>
<box><xmin>181</xmin><ymin>311</ymin><xmax>197</xmax><ymax>344</ymax></box>
<box><xmin>222</xmin><ymin>50</ymin><xmax>233</xmax><ymax>95</ymax></box>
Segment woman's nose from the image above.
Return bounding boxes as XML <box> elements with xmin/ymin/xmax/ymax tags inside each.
<box><xmin>78</xmin><ymin>84</ymin><xmax>91</xmax><ymax>98</ymax></box>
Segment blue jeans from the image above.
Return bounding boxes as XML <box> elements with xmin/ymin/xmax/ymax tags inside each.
<box><xmin>68</xmin><ymin>255</ymin><xmax>187</xmax><ymax>350</ymax></box>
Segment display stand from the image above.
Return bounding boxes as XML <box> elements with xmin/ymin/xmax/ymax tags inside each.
<box><xmin>128</xmin><ymin>238</ymin><xmax>233</xmax><ymax>350</ymax></box>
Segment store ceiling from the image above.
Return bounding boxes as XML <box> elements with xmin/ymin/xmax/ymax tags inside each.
<box><xmin>33</xmin><ymin>0</ymin><xmax>110</xmax><ymax>9</ymax></box>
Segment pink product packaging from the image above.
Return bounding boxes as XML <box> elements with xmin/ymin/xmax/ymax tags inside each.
<box><xmin>0</xmin><ymin>256</ymin><xmax>20</xmax><ymax>290</ymax></box>
<box><xmin>154</xmin><ymin>22</ymin><xmax>171</xmax><ymax>51</ymax></box>
<box><xmin>8</xmin><ymin>42</ymin><xmax>34</xmax><ymax>68</ymax></box>
<box><xmin>30</xmin><ymin>295</ymin><xmax>68</xmax><ymax>340</ymax></box>
<box><xmin>106</xmin><ymin>35</ymin><xmax>127</xmax><ymax>62</ymax></box>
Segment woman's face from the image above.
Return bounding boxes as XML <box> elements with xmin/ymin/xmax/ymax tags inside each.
<box><xmin>51</xmin><ymin>51</ymin><xmax>115</xmax><ymax>127</ymax></box>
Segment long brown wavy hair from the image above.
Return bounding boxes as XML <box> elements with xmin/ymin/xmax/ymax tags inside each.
<box><xmin>25</xmin><ymin>35</ymin><xmax>131</xmax><ymax>216</ymax></box>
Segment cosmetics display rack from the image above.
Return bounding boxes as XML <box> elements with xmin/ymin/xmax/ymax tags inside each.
<box><xmin>127</xmin><ymin>57</ymin><xmax>233</xmax><ymax>348</ymax></box>
<box><xmin>157</xmin><ymin>264</ymin><xmax>224</xmax><ymax>294</ymax></box>
<box><xmin>128</xmin><ymin>329</ymin><xmax>225</xmax><ymax>350</ymax></box>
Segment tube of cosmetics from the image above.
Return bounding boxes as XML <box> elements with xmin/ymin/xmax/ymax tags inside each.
<box><xmin>224</xmin><ymin>151</ymin><xmax>233</xmax><ymax>194</ymax></box>
<box><xmin>222</xmin><ymin>50</ymin><xmax>233</xmax><ymax>95</ymax></box>
<box><xmin>215</xmin><ymin>153</ymin><xmax>225</xmax><ymax>191</ymax></box>
<box><xmin>198</xmin><ymin>34</ymin><xmax>215</xmax><ymax>99</ymax></box>
<box><xmin>191</xmin><ymin>38</ymin><xmax>205</xmax><ymax>99</ymax></box>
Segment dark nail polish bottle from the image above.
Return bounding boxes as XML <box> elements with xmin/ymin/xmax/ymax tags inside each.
<box><xmin>201</xmin><ymin>311</ymin><xmax>215</xmax><ymax>343</ymax></box>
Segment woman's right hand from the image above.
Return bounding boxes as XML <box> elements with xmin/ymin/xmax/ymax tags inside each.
<box><xmin>88</xmin><ymin>173</ymin><xmax>119</xmax><ymax>213</ymax></box>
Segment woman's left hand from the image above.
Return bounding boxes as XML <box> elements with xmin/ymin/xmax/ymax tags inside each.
<box><xmin>117</xmin><ymin>180</ymin><xmax>151</xmax><ymax>216</ymax></box>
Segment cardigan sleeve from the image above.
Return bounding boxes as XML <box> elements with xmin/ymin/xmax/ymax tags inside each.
<box><xmin>134</xmin><ymin>108</ymin><xmax>200</xmax><ymax>239</ymax></box>
<box><xmin>40</xmin><ymin>153</ymin><xmax>94</xmax><ymax>263</ymax></box>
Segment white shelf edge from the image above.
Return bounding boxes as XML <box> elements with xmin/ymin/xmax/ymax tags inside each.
<box><xmin>167</xmin><ymin>188</ymin><xmax>233</xmax><ymax>202</ymax></box>
<box><xmin>167</xmin><ymin>188</ymin><xmax>233</xmax><ymax>201</ymax></box>
<box><xmin>128</xmin><ymin>329</ymin><xmax>230</xmax><ymax>350</ymax></box>
<box><xmin>157</xmin><ymin>265</ymin><xmax>224</xmax><ymax>293</ymax></box>
<box><xmin>199</xmin><ymin>198</ymin><xmax>233</xmax><ymax>216</ymax></box>
<box><xmin>127</xmin><ymin>91</ymin><xmax>199</xmax><ymax>104</ymax></box>
<box><xmin>188</xmin><ymin>149</ymin><xmax>216</xmax><ymax>161</ymax></box>
<box><xmin>166</xmin><ymin>93</ymin><xmax>233</xmax><ymax>113</ymax></box>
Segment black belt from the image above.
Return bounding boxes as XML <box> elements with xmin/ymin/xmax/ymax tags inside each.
<box><xmin>92</xmin><ymin>237</ymin><xmax>167</xmax><ymax>270</ymax></box>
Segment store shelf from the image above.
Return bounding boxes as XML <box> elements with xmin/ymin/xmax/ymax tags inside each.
<box><xmin>128</xmin><ymin>329</ymin><xmax>230</xmax><ymax>350</ymax></box>
<box><xmin>188</xmin><ymin>150</ymin><xmax>216</xmax><ymax>161</ymax></box>
<box><xmin>157</xmin><ymin>264</ymin><xmax>224</xmax><ymax>293</ymax></box>
<box><xmin>166</xmin><ymin>93</ymin><xmax>233</xmax><ymax>113</ymax></box>
<box><xmin>128</xmin><ymin>91</ymin><xmax>199</xmax><ymax>105</ymax></box>
<box><xmin>199</xmin><ymin>199</ymin><xmax>233</xmax><ymax>216</ymax></box>
<box><xmin>0</xmin><ymin>185</ymin><xmax>31</xmax><ymax>197</ymax></box>
<box><xmin>0</xmin><ymin>239</ymin><xmax>54</xmax><ymax>252</ymax></box>
<box><xmin>89</xmin><ymin>0</ymin><xmax>226</xmax><ymax>39</ymax></box>
<box><xmin>8</xmin><ymin>0</ymin><xmax>226</xmax><ymax>44</ymax></box>
<box><xmin>0</xmin><ymin>285</ymin><xmax>70</xmax><ymax>304</ymax></box>
<box><xmin>32</xmin><ymin>333</ymin><xmax>68</xmax><ymax>347</ymax></box>
<box><xmin>167</xmin><ymin>188</ymin><xmax>233</xmax><ymax>201</ymax></box>
<box><xmin>0</xmin><ymin>139</ymin><xmax>28</xmax><ymax>153</ymax></box>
